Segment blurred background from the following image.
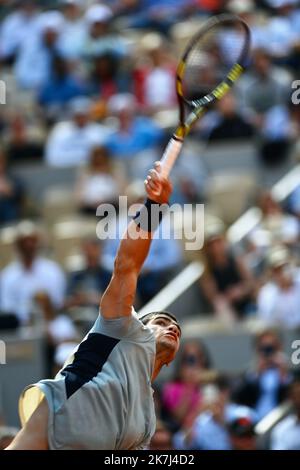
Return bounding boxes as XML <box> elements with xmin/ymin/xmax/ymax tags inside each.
<box><xmin>0</xmin><ymin>0</ymin><xmax>300</xmax><ymax>451</ymax></box>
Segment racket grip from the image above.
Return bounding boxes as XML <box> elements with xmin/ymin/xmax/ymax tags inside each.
<box><xmin>160</xmin><ymin>137</ymin><xmax>183</xmax><ymax>178</ymax></box>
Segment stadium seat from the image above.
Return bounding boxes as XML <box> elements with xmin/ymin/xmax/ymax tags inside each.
<box><xmin>206</xmin><ymin>172</ymin><xmax>257</xmax><ymax>225</ymax></box>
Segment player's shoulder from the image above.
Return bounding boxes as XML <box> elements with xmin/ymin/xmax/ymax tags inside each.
<box><xmin>96</xmin><ymin>310</ymin><xmax>155</xmax><ymax>344</ymax></box>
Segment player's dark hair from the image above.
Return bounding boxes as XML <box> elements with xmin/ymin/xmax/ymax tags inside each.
<box><xmin>139</xmin><ymin>311</ymin><xmax>181</xmax><ymax>332</ymax></box>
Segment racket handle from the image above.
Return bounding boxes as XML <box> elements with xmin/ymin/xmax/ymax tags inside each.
<box><xmin>160</xmin><ymin>137</ymin><xmax>183</xmax><ymax>178</ymax></box>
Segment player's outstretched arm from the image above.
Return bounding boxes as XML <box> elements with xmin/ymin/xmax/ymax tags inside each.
<box><xmin>100</xmin><ymin>162</ymin><xmax>172</xmax><ymax>319</ymax></box>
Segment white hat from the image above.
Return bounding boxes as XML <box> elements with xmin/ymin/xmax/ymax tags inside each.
<box><xmin>266</xmin><ymin>245</ymin><xmax>290</xmax><ymax>268</ymax></box>
<box><xmin>204</xmin><ymin>217</ymin><xmax>225</xmax><ymax>242</ymax></box>
<box><xmin>38</xmin><ymin>11</ymin><xmax>65</xmax><ymax>34</ymax></box>
<box><xmin>85</xmin><ymin>4</ymin><xmax>113</xmax><ymax>25</ymax></box>
<box><xmin>227</xmin><ymin>0</ymin><xmax>255</xmax><ymax>13</ymax></box>
<box><xmin>108</xmin><ymin>93</ymin><xmax>137</xmax><ymax>114</ymax></box>
<box><xmin>14</xmin><ymin>220</ymin><xmax>39</xmax><ymax>241</ymax></box>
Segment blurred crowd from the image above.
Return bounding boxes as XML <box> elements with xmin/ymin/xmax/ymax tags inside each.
<box><xmin>0</xmin><ymin>0</ymin><xmax>300</xmax><ymax>451</ymax></box>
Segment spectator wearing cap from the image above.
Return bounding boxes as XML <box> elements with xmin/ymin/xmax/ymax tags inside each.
<box><xmin>199</xmin><ymin>218</ymin><xmax>256</xmax><ymax>321</ymax></box>
<box><xmin>257</xmin><ymin>245</ymin><xmax>300</xmax><ymax>329</ymax></box>
<box><xmin>271</xmin><ymin>371</ymin><xmax>300</xmax><ymax>450</ymax></box>
<box><xmin>226</xmin><ymin>0</ymin><xmax>268</xmax><ymax>50</ymax></box>
<box><xmin>58</xmin><ymin>0</ymin><xmax>86</xmax><ymax>61</ymax></box>
<box><xmin>14</xmin><ymin>11</ymin><xmax>65</xmax><ymax>89</ymax></box>
<box><xmin>105</xmin><ymin>93</ymin><xmax>164</xmax><ymax>177</ymax></box>
<box><xmin>82</xmin><ymin>4</ymin><xmax>129</xmax><ymax>61</ymax></box>
<box><xmin>0</xmin><ymin>221</ymin><xmax>66</xmax><ymax>325</ymax></box>
<box><xmin>45</xmin><ymin>97</ymin><xmax>111</xmax><ymax>167</ymax></box>
<box><xmin>232</xmin><ymin>329</ymin><xmax>290</xmax><ymax>420</ymax></box>
<box><xmin>0</xmin><ymin>0</ymin><xmax>40</xmax><ymax>63</ymax></box>
<box><xmin>227</xmin><ymin>406</ymin><xmax>257</xmax><ymax>450</ymax></box>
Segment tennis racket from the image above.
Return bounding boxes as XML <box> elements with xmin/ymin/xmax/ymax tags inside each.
<box><xmin>160</xmin><ymin>14</ymin><xmax>251</xmax><ymax>178</ymax></box>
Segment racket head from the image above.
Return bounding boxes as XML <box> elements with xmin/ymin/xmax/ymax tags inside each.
<box><xmin>176</xmin><ymin>14</ymin><xmax>251</xmax><ymax>134</ymax></box>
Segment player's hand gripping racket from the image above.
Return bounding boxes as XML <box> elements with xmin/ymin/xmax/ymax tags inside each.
<box><xmin>159</xmin><ymin>14</ymin><xmax>251</xmax><ymax>179</ymax></box>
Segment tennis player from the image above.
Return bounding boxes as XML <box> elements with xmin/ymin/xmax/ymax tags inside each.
<box><xmin>6</xmin><ymin>161</ymin><xmax>181</xmax><ymax>450</ymax></box>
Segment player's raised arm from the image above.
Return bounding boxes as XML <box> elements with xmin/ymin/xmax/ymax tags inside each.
<box><xmin>100</xmin><ymin>162</ymin><xmax>172</xmax><ymax>319</ymax></box>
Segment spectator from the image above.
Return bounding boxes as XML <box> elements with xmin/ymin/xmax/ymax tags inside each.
<box><xmin>89</xmin><ymin>52</ymin><xmax>131</xmax><ymax>105</ymax></box>
<box><xmin>162</xmin><ymin>340</ymin><xmax>213</xmax><ymax>431</ymax></box>
<box><xmin>271</xmin><ymin>371</ymin><xmax>300</xmax><ymax>450</ymax></box>
<box><xmin>0</xmin><ymin>0</ymin><xmax>40</xmax><ymax>63</ymax></box>
<box><xmin>134</xmin><ymin>33</ymin><xmax>176</xmax><ymax>112</ymax></box>
<box><xmin>33</xmin><ymin>292</ymin><xmax>78</xmax><ymax>376</ymax></box>
<box><xmin>66</xmin><ymin>238</ymin><xmax>110</xmax><ymax>319</ymax></box>
<box><xmin>174</xmin><ymin>376</ymin><xmax>233</xmax><ymax>450</ymax></box>
<box><xmin>58</xmin><ymin>0</ymin><xmax>86</xmax><ymax>61</ymax></box>
<box><xmin>0</xmin><ymin>147</ymin><xmax>24</xmax><ymax>225</ymax></box>
<box><xmin>208</xmin><ymin>92</ymin><xmax>254</xmax><ymax>141</ymax></box>
<box><xmin>15</xmin><ymin>11</ymin><xmax>65</xmax><ymax>90</ymax></box>
<box><xmin>237</xmin><ymin>48</ymin><xmax>291</xmax><ymax>116</ymax></box>
<box><xmin>5</xmin><ymin>112</ymin><xmax>45</xmax><ymax>163</ymax></box>
<box><xmin>257</xmin><ymin>245</ymin><xmax>300</xmax><ymax>329</ymax></box>
<box><xmin>232</xmin><ymin>328</ymin><xmax>291</xmax><ymax>420</ymax></box>
<box><xmin>252</xmin><ymin>191</ymin><xmax>300</xmax><ymax>246</ymax></box>
<box><xmin>75</xmin><ymin>145</ymin><xmax>124</xmax><ymax>214</ymax></box>
<box><xmin>288</xmin><ymin>184</ymin><xmax>300</xmax><ymax>221</ymax></box>
<box><xmin>38</xmin><ymin>54</ymin><xmax>88</xmax><ymax>120</ymax></box>
<box><xmin>127</xmin><ymin>0</ymin><xmax>195</xmax><ymax>36</ymax></box>
<box><xmin>34</xmin><ymin>291</ymin><xmax>78</xmax><ymax>348</ymax></box>
<box><xmin>227</xmin><ymin>405</ymin><xmax>258</xmax><ymax>450</ymax></box>
<box><xmin>237</xmin><ymin>48</ymin><xmax>293</xmax><ymax>164</ymax></box>
<box><xmin>264</xmin><ymin>0</ymin><xmax>299</xmax><ymax>59</ymax></box>
<box><xmin>82</xmin><ymin>4</ymin><xmax>128</xmax><ymax>60</ymax></box>
<box><xmin>0</xmin><ymin>221</ymin><xmax>66</xmax><ymax>325</ymax></box>
<box><xmin>106</xmin><ymin>93</ymin><xmax>164</xmax><ymax>177</ymax></box>
<box><xmin>199</xmin><ymin>218</ymin><xmax>256</xmax><ymax>321</ymax></box>
<box><xmin>45</xmin><ymin>96</ymin><xmax>111</xmax><ymax>167</ymax></box>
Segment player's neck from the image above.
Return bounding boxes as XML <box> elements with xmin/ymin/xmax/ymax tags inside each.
<box><xmin>151</xmin><ymin>351</ymin><xmax>169</xmax><ymax>382</ymax></box>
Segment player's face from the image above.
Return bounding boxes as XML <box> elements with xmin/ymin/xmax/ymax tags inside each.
<box><xmin>148</xmin><ymin>316</ymin><xmax>181</xmax><ymax>361</ymax></box>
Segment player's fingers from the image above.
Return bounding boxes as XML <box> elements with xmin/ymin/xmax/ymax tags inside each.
<box><xmin>149</xmin><ymin>169</ymin><xmax>159</xmax><ymax>181</ymax></box>
<box><xmin>154</xmin><ymin>161</ymin><xmax>162</xmax><ymax>173</ymax></box>
<box><xmin>148</xmin><ymin>179</ymin><xmax>160</xmax><ymax>191</ymax></box>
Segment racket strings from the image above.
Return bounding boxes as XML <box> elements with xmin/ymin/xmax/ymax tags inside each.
<box><xmin>182</xmin><ymin>21</ymin><xmax>248</xmax><ymax>103</ymax></box>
